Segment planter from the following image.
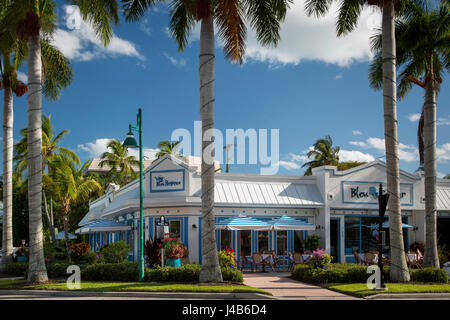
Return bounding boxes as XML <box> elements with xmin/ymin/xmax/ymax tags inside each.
<box><xmin>166</xmin><ymin>258</ymin><xmax>181</xmax><ymax>267</ymax></box>
<box><xmin>17</xmin><ymin>256</ymin><xmax>28</xmax><ymax>263</ymax></box>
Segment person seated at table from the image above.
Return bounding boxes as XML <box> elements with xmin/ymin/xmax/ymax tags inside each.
<box><xmin>271</xmin><ymin>251</ymin><xmax>282</xmax><ymax>271</ymax></box>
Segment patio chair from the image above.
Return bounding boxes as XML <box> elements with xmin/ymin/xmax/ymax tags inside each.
<box><xmin>271</xmin><ymin>251</ymin><xmax>282</xmax><ymax>271</ymax></box>
<box><xmin>252</xmin><ymin>253</ymin><xmax>268</xmax><ymax>272</ymax></box>
<box><xmin>238</xmin><ymin>253</ymin><xmax>253</xmax><ymax>271</ymax></box>
<box><xmin>292</xmin><ymin>252</ymin><xmax>304</xmax><ymax>268</ymax></box>
<box><xmin>365</xmin><ymin>252</ymin><xmax>377</xmax><ymax>265</ymax></box>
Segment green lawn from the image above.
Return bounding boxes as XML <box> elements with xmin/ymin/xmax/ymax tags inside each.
<box><xmin>325</xmin><ymin>283</ymin><xmax>450</xmax><ymax>298</ymax></box>
<box><xmin>0</xmin><ymin>279</ymin><xmax>270</xmax><ymax>295</ymax></box>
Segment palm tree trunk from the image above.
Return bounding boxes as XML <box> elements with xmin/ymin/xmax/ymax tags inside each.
<box><xmin>27</xmin><ymin>33</ymin><xmax>48</xmax><ymax>282</ymax></box>
<box><xmin>382</xmin><ymin>2</ymin><xmax>409</xmax><ymax>282</ymax></box>
<box><xmin>63</xmin><ymin>212</ymin><xmax>71</xmax><ymax>261</ymax></box>
<box><xmin>422</xmin><ymin>75</ymin><xmax>439</xmax><ymax>268</ymax></box>
<box><xmin>198</xmin><ymin>16</ymin><xmax>222</xmax><ymax>283</ymax></box>
<box><xmin>43</xmin><ymin>190</ymin><xmax>57</xmax><ymax>247</ymax></box>
<box><xmin>0</xmin><ymin>85</ymin><xmax>14</xmax><ymax>272</ymax></box>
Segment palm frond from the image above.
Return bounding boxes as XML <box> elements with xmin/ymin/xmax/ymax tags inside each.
<box><xmin>121</xmin><ymin>0</ymin><xmax>161</xmax><ymax>22</ymax></box>
<box><xmin>336</xmin><ymin>0</ymin><xmax>363</xmax><ymax>37</ymax></box>
<box><xmin>304</xmin><ymin>0</ymin><xmax>332</xmax><ymax>18</ymax></box>
<box><xmin>168</xmin><ymin>0</ymin><xmax>196</xmax><ymax>52</ymax></box>
<box><xmin>215</xmin><ymin>0</ymin><xmax>246</xmax><ymax>63</ymax></box>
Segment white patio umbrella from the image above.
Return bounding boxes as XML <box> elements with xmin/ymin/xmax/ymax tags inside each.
<box><xmin>268</xmin><ymin>215</ymin><xmax>316</xmax><ymax>231</ymax></box>
<box><xmin>215</xmin><ymin>214</ymin><xmax>270</xmax><ymax>231</ymax></box>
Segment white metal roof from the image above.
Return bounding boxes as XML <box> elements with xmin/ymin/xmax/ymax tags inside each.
<box><xmin>214</xmin><ymin>182</ymin><xmax>323</xmax><ymax>207</ymax></box>
<box><xmin>437</xmin><ymin>187</ymin><xmax>450</xmax><ymax>210</ymax></box>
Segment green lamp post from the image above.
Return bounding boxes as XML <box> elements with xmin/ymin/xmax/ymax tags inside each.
<box><xmin>123</xmin><ymin>108</ymin><xmax>144</xmax><ymax>282</ymax></box>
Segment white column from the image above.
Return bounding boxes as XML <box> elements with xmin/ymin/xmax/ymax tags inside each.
<box><xmin>188</xmin><ymin>216</ymin><xmax>200</xmax><ymax>264</ymax></box>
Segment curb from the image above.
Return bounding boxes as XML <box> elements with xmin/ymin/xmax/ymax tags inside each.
<box><xmin>365</xmin><ymin>293</ymin><xmax>450</xmax><ymax>300</ymax></box>
<box><xmin>0</xmin><ymin>289</ymin><xmax>276</xmax><ymax>300</ymax></box>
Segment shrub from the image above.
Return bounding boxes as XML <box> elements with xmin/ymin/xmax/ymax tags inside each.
<box><xmin>304</xmin><ymin>235</ymin><xmax>321</xmax><ymax>251</ymax></box>
<box><xmin>145</xmin><ymin>264</ymin><xmax>201</xmax><ymax>282</ymax></box>
<box><xmin>411</xmin><ymin>267</ymin><xmax>448</xmax><ymax>283</ymax></box>
<box><xmin>307</xmin><ymin>248</ymin><xmax>332</xmax><ymax>266</ymax></box>
<box><xmin>15</xmin><ymin>246</ymin><xmax>29</xmax><ymax>257</ymax></box>
<box><xmin>438</xmin><ymin>245</ymin><xmax>449</xmax><ymax>266</ymax></box>
<box><xmin>144</xmin><ymin>239</ymin><xmax>161</xmax><ymax>267</ymax></box>
<box><xmin>218</xmin><ymin>248</ymin><xmax>236</xmax><ymax>268</ymax></box>
<box><xmin>70</xmin><ymin>243</ymin><xmax>90</xmax><ymax>260</ymax></box>
<box><xmin>99</xmin><ymin>241</ymin><xmax>130</xmax><ymax>263</ymax></box>
<box><xmin>84</xmin><ymin>251</ymin><xmax>98</xmax><ymax>264</ymax></box>
<box><xmin>6</xmin><ymin>262</ymin><xmax>28</xmax><ymax>277</ymax></box>
<box><xmin>291</xmin><ymin>263</ymin><xmax>390</xmax><ymax>284</ymax></box>
<box><xmin>221</xmin><ymin>267</ymin><xmax>243</xmax><ymax>282</ymax></box>
<box><xmin>82</xmin><ymin>262</ymin><xmax>139</xmax><ymax>281</ymax></box>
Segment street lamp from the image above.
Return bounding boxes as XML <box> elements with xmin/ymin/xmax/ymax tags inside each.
<box><xmin>123</xmin><ymin>108</ymin><xmax>144</xmax><ymax>282</ymax></box>
<box><xmin>377</xmin><ymin>184</ymin><xmax>389</xmax><ymax>290</ymax></box>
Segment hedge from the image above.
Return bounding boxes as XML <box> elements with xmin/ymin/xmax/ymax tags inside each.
<box><xmin>5</xmin><ymin>262</ymin><xmax>243</xmax><ymax>283</ymax></box>
<box><xmin>292</xmin><ymin>263</ymin><xmax>448</xmax><ymax>284</ymax></box>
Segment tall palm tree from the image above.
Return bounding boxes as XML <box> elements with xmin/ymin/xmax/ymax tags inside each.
<box><xmin>4</xmin><ymin>0</ymin><xmax>119</xmax><ymax>282</ymax></box>
<box><xmin>156</xmin><ymin>140</ymin><xmax>186</xmax><ymax>161</ymax></box>
<box><xmin>99</xmin><ymin>139</ymin><xmax>140</xmax><ymax>186</ymax></box>
<box><xmin>369</xmin><ymin>3</ymin><xmax>449</xmax><ymax>268</ymax></box>
<box><xmin>49</xmin><ymin>154</ymin><xmax>101</xmax><ymax>260</ymax></box>
<box><xmin>122</xmin><ymin>0</ymin><xmax>291</xmax><ymax>282</ymax></box>
<box><xmin>305</xmin><ymin>0</ymin><xmax>411</xmax><ymax>282</ymax></box>
<box><xmin>0</xmin><ymin>2</ymin><xmax>27</xmax><ymax>272</ymax></box>
<box><xmin>14</xmin><ymin>115</ymin><xmax>79</xmax><ymax>246</ymax></box>
<box><xmin>302</xmin><ymin>135</ymin><xmax>340</xmax><ymax>175</ymax></box>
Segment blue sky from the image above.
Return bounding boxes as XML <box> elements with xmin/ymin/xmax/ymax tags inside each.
<box><xmin>3</xmin><ymin>1</ymin><xmax>450</xmax><ymax>177</ymax></box>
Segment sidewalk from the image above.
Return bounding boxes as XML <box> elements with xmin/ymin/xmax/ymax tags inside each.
<box><xmin>243</xmin><ymin>272</ymin><xmax>359</xmax><ymax>300</ymax></box>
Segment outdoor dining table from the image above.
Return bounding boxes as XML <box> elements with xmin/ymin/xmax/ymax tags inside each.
<box><xmin>302</xmin><ymin>254</ymin><xmax>312</xmax><ymax>263</ymax></box>
<box><xmin>260</xmin><ymin>254</ymin><xmax>274</xmax><ymax>272</ymax></box>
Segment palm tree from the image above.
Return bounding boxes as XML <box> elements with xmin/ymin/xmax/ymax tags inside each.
<box><xmin>302</xmin><ymin>135</ymin><xmax>340</xmax><ymax>175</ymax></box>
<box><xmin>4</xmin><ymin>0</ymin><xmax>119</xmax><ymax>282</ymax></box>
<box><xmin>122</xmin><ymin>0</ymin><xmax>291</xmax><ymax>282</ymax></box>
<box><xmin>49</xmin><ymin>154</ymin><xmax>101</xmax><ymax>260</ymax></box>
<box><xmin>305</xmin><ymin>0</ymin><xmax>411</xmax><ymax>282</ymax></box>
<box><xmin>14</xmin><ymin>115</ymin><xmax>79</xmax><ymax>247</ymax></box>
<box><xmin>99</xmin><ymin>139</ymin><xmax>140</xmax><ymax>186</ymax></box>
<box><xmin>156</xmin><ymin>140</ymin><xmax>185</xmax><ymax>161</ymax></box>
<box><xmin>0</xmin><ymin>3</ymin><xmax>27</xmax><ymax>272</ymax></box>
<box><xmin>369</xmin><ymin>4</ymin><xmax>449</xmax><ymax>268</ymax></box>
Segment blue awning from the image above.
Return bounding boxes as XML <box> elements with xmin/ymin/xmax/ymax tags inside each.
<box><xmin>215</xmin><ymin>214</ymin><xmax>270</xmax><ymax>231</ymax></box>
<box><xmin>75</xmin><ymin>220</ymin><xmax>132</xmax><ymax>234</ymax></box>
<box><xmin>269</xmin><ymin>215</ymin><xmax>316</xmax><ymax>231</ymax></box>
<box><xmin>55</xmin><ymin>231</ymin><xmax>77</xmax><ymax>240</ymax></box>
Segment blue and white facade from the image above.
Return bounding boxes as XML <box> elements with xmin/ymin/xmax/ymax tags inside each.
<box><xmin>78</xmin><ymin>155</ymin><xmax>450</xmax><ymax>264</ymax></box>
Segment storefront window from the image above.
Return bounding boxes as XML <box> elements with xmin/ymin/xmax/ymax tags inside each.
<box><xmin>258</xmin><ymin>231</ymin><xmax>269</xmax><ymax>253</ymax></box>
<box><xmin>169</xmin><ymin>220</ymin><xmax>181</xmax><ymax>238</ymax></box>
<box><xmin>345</xmin><ymin>217</ymin><xmax>361</xmax><ymax>254</ymax></box>
<box><xmin>293</xmin><ymin>231</ymin><xmax>304</xmax><ymax>253</ymax></box>
<box><xmin>276</xmin><ymin>231</ymin><xmax>287</xmax><ymax>255</ymax></box>
<box><xmin>240</xmin><ymin>230</ymin><xmax>251</xmax><ymax>256</ymax></box>
<box><xmin>220</xmin><ymin>230</ymin><xmax>232</xmax><ymax>250</ymax></box>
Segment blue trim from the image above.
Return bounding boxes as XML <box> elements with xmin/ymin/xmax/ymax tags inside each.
<box><xmin>148</xmin><ymin>217</ymin><xmax>153</xmax><ymax>240</ymax></box>
<box><xmin>150</xmin><ymin>169</ymin><xmax>185</xmax><ymax>193</ymax></box>
<box><xmin>341</xmin><ymin>180</ymin><xmax>414</xmax><ymax>206</ymax></box>
<box><xmin>183</xmin><ymin>217</ymin><xmax>189</xmax><ymax>246</ymax></box>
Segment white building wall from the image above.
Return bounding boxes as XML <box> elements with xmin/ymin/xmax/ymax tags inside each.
<box><xmin>188</xmin><ymin>216</ymin><xmax>200</xmax><ymax>264</ymax></box>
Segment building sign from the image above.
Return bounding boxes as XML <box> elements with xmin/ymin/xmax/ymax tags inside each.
<box><xmin>342</xmin><ymin>181</ymin><xmax>413</xmax><ymax>205</ymax></box>
<box><xmin>150</xmin><ymin>169</ymin><xmax>185</xmax><ymax>192</ymax></box>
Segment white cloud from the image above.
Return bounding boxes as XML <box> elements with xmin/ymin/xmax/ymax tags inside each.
<box><xmin>352</xmin><ymin>130</ymin><xmax>363</xmax><ymax>135</ymax></box>
<box><xmin>339</xmin><ymin>150</ymin><xmax>375</xmax><ymax>162</ymax></box>
<box><xmin>437</xmin><ymin>171</ymin><xmax>445</xmax><ymax>179</ymax></box>
<box><xmin>278</xmin><ymin>160</ymin><xmax>301</xmax><ymax>170</ymax></box>
<box><xmin>334</xmin><ymin>75</ymin><xmax>343</xmax><ymax>80</ymax></box>
<box><xmin>437</xmin><ymin>143</ymin><xmax>450</xmax><ymax>162</ymax></box>
<box><xmin>349</xmin><ymin>137</ymin><xmax>419</xmax><ymax>162</ymax></box>
<box><xmin>78</xmin><ymin>138</ymin><xmax>159</xmax><ymax>160</ymax></box>
<box><xmin>52</xmin><ymin>5</ymin><xmax>144</xmax><ymax>62</ymax></box>
<box><xmin>163</xmin><ymin>51</ymin><xmax>187</xmax><ymax>67</ymax></box>
<box><xmin>288</xmin><ymin>152</ymin><xmax>309</xmax><ymax>163</ymax></box>
<box><xmin>438</xmin><ymin>116</ymin><xmax>450</xmax><ymax>126</ymax></box>
<box><xmin>243</xmin><ymin>1</ymin><xmax>381</xmax><ymax>67</ymax></box>
<box><xmin>17</xmin><ymin>71</ymin><xmax>28</xmax><ymax>83</ymax></box>
<box><xmin>407</xmin><ymin>113</ymin><xmax>421</xmax><ymax>122</ymax></box>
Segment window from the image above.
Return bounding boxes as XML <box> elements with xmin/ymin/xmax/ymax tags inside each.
<box><xmin>276</xmin><ymin>231</ymin><xmax>287</xmax><ymax>255</ymax></box>
<box><xmin>220</xmin><ymin>230</ymin><xmax>232</xmax><ymax>250</ymax></box>
<box><xmin>240</xmin><ymin>230</ymin><xmax>251</xmax><ymax>257</ymax></box>
<box><xmin>345</xmin><ymin>217</ymin><xmax>360</xmax><ymax>254</ymax></box>
<box><xmin>258</xmin><ymin>231</ymin><xmax>269</xmax><ymax>253</ymax></box>
<box><xmin>169</xmin><ymin>220</ymin><xmax>181</xmax><ymax>239</ymax></box>
<box><xmin>293</xmin><ymin>231</ymin><xmax>304</xmax><ymax>252</ymax></box>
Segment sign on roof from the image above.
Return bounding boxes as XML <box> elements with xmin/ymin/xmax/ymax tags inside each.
<box><xmin>150</xmin><ymin>169</ymin><xmax>185</xmax><ymax>193</ymax></box>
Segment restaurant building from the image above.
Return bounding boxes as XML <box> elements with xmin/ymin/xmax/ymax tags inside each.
<box><xmin>77</xmin><ymin>155</ymin><xmax>450</xmax><ymax>264</ymax></box>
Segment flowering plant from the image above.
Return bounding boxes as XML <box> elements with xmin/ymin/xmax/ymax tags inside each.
<box><xmin>308</xmin><ymin>248</ymin><xmax>332</xmax><ymax>266</ymax></box>
<box><xmin>162</xmin><ymin>234</ymin><xmax>185</xmax><ymax>260</ymax></box>
<box><xmin>218</xmin><ymin>248</ymin><xmax>236</xmax><ymax>268</ymax></box>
